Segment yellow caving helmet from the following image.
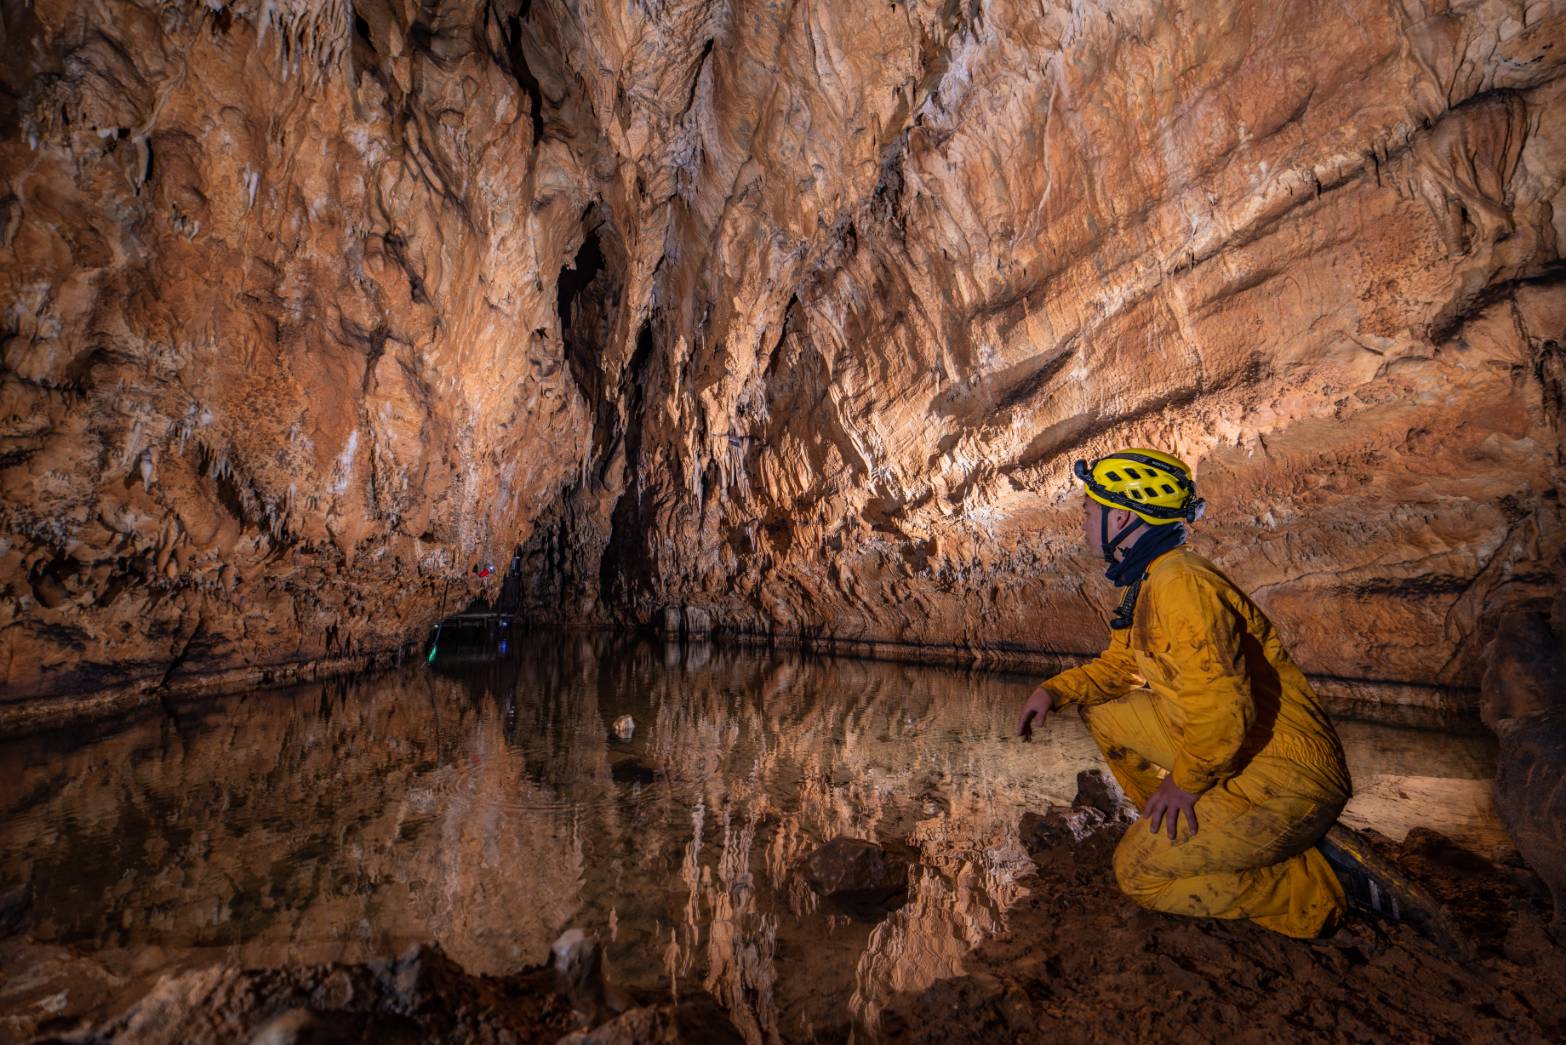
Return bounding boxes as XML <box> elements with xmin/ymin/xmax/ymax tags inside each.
<box><xmin>1073</xmin><ymin>448</ymin><xmax>1205</xmax><ymax>526</ymax></box>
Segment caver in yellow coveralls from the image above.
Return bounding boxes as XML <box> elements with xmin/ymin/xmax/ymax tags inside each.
<box><xmin>1044</xmin><ymin>546</ymin><xmax>1353</xmax><ymax>938</ymax></box>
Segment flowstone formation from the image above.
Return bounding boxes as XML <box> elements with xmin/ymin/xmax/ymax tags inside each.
<box><xmin>2</xmin><ymin>1</ymin><xmax>1564</xmax><ymax>720</ymax></box>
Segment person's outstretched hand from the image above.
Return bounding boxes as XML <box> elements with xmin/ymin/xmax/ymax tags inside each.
<box><xmin>1143</xmin><ymin>775</ymin><xmax>1199</xmax><ymax>839</ymax></box>
<box><xmin>1017</xmin><ymin>686</ymin><xmax>1054</xmax><ymax>742</ymax></box>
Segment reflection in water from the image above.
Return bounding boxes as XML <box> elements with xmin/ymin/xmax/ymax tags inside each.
<box><xmin>0</xmin><ymin>633</ymin><xmax>1502</xmax><ymax>1041</ymax></box>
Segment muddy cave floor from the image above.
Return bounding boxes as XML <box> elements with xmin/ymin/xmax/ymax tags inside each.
<box><xmin>10</xmin><ymin>815</ymin><xmax>1563</xmax><ymax>1044</ymax></box>
<box><xmin>879</xmin><ymin>822</ymin><xmax>1566</xmax><ymax>1043</ymax></box>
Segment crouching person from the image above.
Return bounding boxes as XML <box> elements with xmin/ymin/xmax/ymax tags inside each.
<box><xmin>1018</xmin><ymin>448</ymin><xmax>1352</xmax><ymax>938</ymax></box>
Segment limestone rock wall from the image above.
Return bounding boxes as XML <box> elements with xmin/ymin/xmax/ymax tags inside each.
<box><xmin>0</xmin><ymin>0</ymin><xmax>603</xmax><ymax>704</ymax></box>
<box><xmin>3</xmin><ymin>0</ymin><xmax>1564</xmax><ymax>714</ymax></box>
<box><xmin>524</xmin><ymin>0</ymin><xmax>1566</xmax><ymax>705</ymax></box>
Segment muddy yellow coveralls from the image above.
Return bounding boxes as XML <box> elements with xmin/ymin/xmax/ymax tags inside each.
<box><xmin>1045</xmin><ymin>546</ymin><xmax>1352</xmax><ymax>938</ymax></box>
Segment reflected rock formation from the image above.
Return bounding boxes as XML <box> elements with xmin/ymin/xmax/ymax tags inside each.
<box><xmin>1</xmin><ymin>2</ymin><xmax>1563</xmax><ymax>724</ymax></box>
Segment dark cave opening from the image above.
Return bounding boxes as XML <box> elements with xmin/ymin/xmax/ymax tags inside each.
<box><xmin>556</xmin><ymin>222</ymin><xmax>607</xmax><ymax>339</ymax></box>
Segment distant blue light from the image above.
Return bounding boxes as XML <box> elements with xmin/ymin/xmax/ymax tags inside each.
<box><xmin>500</xmin><ymin>640</ymin><xmax>508</xmax><ymax>654</ymax></box>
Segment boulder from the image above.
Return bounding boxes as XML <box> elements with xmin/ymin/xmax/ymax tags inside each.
<box><xmin>796</xmin><ymin>837</ymin><xmax>909</xmax><ymax>914</ymax></box>
<box><xmin>1481</xmin><ymin>607</ymin><xmax>1562</xmax><ymax>730</ymax></box>
<box><xmin>1072</xmin><ymin>768</ymin><xmax>1130</xmax><ymax>818</ymax></box>
<box><xmin>1482</xmin><ymin>604</ymin><xmax>1566</xmax><ymax>934</ymax></box>
<box><xmin>1020</xmin><ymin>770</ymin><xmax>1137</xmax><ymax>858</ymax></box>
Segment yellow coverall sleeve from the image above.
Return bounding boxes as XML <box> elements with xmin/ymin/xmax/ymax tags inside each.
<box><xmin>1043</xmin><ymin>627</ymin><xmax>1141</xmax><ymax>708</ymax></box>
<box><xmin>1156</xmin><ymin>571</ymin><xmax>1255</xmax><ymax>795</ymax></box>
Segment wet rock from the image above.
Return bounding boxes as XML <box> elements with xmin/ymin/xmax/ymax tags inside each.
<box><xmin>1019</xmin><ymin>770</ymin><xmax>1135</xmax><ymax>858</ymax></box>
<box><xmin>1019</xmin><ymin>806</ymin><xmax>1114</xmax><ymax>856</ymax></box>
<box><xmin>1483</xmin><ymin>604</ymin><xmax>1566</xmax><ymax>934</ymax></box>
<box><xmin>683</xmin><ymin>607</ymin><xmax>714</xmax><ymax>639</ymax></box>
<box><xmin>552</xmin><ymin>928</ymin><xmax>630</xmax><ymax>1025</ymax></box>
<box><xmin>611</xmin><ymin>714</ymin><xmax>636</xmax><ymax>741</ymax></box>
<box><xmin>0</xmin><ymin>0</ymin><xmax>595</xmax><ymax>713</ymax></box>
<box><xmin>796</xmin><ymin>837</ymin><xmax>910</xmax><ymax>915</ymax></box>
<box><xmin>659</xmin><ymin>607</ymin><xmax>684</xmax><ymax>638</ymax></box>
<box><xmin>509</xmin><ymin>0</ymin><xmax>1566</xmax><ymax>713</ymax></box>
<box><xmin>1072</xmin><ymin>768</ymin><xmax>1130</xmax><ymax>818</ymax></box>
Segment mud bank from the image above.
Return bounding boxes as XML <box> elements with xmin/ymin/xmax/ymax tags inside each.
<box><xmin>883</xmin><ymin>818</ymin><xmax>1566</xmax><ymax>1042</ymax></box>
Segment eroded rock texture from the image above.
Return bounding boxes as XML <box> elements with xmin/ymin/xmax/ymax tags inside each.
<box><xmin>1</xmin><ymin>0</ymin><xmax>601</xmax><ymax>708</ymax></box>
<box><xmin>1482</xmin><ymin>594</ymin><xmax>1566</xmax><ymax>930</ymax></box>
<box><xmin>3</xmin><ymin>1</ymin><xmax>1564</xmax><ymax>714</ymax></box>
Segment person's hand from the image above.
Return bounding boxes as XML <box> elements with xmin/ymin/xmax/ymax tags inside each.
<box><xmin>1017</xmin><ymin>686</ymin><xmax>1055</xmax><ymax>741</ymax></box>
<box><xmin>1143</xmin><ymin>775</ymin><xmax>1199</xmax><ymax>839</ymax></box>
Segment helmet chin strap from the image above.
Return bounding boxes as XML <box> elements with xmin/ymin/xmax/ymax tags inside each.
<box><xmin>1099</xmin><ymin>505</ymin><xmax>1144</xmax><ymax>565</ymax></box>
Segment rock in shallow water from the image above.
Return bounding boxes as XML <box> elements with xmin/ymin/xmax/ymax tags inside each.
<box><xmin>1019</xmin><ymin>806</ymin><xmax>1115</xmax><ymax>854</ymax></box>
<box><xmin>1072</xmin><ymin>768</ymin><xmax>1131</xmax><ymax>819</ymax></box>
<box><xmin>796</xmin><ymin>837</ymin><xmax>910</xmax><ymax>915</ymax></box>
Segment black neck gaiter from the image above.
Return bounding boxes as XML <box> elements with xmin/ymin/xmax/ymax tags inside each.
<box><xmin>1104</xmin><ymin>522</ymin><xmax>1186</xmax><ymax>629</ymax></box>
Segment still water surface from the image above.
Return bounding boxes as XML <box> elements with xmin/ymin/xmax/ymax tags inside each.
<box><xmin>0</xmin><ymin>634</ymin><xmax>1503</xmax><ymax>1040</ymax></box>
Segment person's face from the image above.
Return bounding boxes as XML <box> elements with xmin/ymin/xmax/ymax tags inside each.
<box><xmin>1082</xmin><ymin>496</ymin><xmax>1134</xmax><ymax>557</ymax></box>
<box><xmin>1082</xmin><ymin>496</ymin><xmax>1106</xmax><ymax>556</ymax></box>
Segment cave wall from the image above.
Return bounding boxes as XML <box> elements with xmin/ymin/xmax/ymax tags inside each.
<box><xmin>525</xmin><ymin>0</ymin><xmax>1566</xmax><ymax>708</ymax></box>
<box><xmin>0</xmin><ymin>0</ymin><xmax>608</xmax><ymax>707</ymax></box>
<box><xmin>2</xmin><ymin>0</ymin><xmax>1564</xmax><ymax>716</ymax></box>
